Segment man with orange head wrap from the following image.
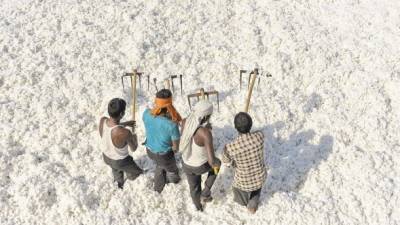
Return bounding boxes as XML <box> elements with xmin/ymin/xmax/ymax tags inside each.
<box><xmin>142</xmin><ymin>89</ymin><xmax>182</xmax><ymax>193</ymax></box>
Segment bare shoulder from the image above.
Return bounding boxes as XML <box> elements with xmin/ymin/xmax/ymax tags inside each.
<box><xmin>197</xmin><ymin>127</ymin><xmax>212</xmax><ymax>138</ymax></box>
<box><xmin>113</xmin><ymin>126</ymin><xmax>132</xmax><ymax>143</ymax></box>
<box><xmin>115</xmin><ymin>126</ymin><xmax>131</xmax><ymax>138</ymax></box>
<box><xmin>110</xmin><ymin>126</ymin><xmax>131</xmax><ymax>148</ymax></box>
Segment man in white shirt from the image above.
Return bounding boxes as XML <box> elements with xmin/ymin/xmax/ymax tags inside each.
<box><xmin>99</xmin><ymin>98</ymin><xmax>143</xmax><ymax>189</ymax></box>
<box><xmin>180</xmin><ymin>100</ymin><xmax>221</xmax><ymax>211</ymax></box>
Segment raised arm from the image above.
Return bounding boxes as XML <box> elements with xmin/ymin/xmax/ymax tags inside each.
<box><xmin>99</xmin><ymin>117</ymin><xmax>107</xmax><ymax>137</ymax></box>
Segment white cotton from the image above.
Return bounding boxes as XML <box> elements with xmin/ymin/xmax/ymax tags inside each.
<box><xmin>1</xmin><ymin>0</ymin><xmax>399</xmax><ymax>224</ymax></box>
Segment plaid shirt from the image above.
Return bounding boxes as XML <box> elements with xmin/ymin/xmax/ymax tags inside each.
<box><xmin>222</xmin><ymin>131</ymin><xmax>266</xmax><ymax>192</ymax></box>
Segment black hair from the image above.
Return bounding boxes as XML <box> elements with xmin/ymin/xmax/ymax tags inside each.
<box><xmin>156</xmin><ymin>89</ymin><xmax>172</xmax><ymax>99</ymax></box>
<box><xmin>200</xmin><ymin>115</ymin><xmax>211</xmax><ymax>125</ymax></box>
<box><xmin>234</xmin><ymin>112</ymin><xmax>252</xmax><ymax>133</ymax></box>
<box><xmin>108</xmin><ymin>98</ymin><xmax>126</xmax><ymax>118</ymax></box>
<box><xmin>155</xmin><ymin>89</ymin><xmax>172</xmax><ymax>114</ymax></box>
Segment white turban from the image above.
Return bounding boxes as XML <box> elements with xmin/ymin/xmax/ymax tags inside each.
<box><xmin>179</xmin><ymin>100</ymin><xmax>213</xmax><ymax>153</ymax></box>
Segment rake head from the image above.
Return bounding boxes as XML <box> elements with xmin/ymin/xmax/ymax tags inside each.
<box><xmin>239</xmin><ymin>68</ymin><xmax>272</xmax><ymax>90</ymax></box>
<box><xmin>170</xmin><ymin>75</ymin><xmax>177</xmax><ymax>92</ymax></box>
<box><xmin>168</xmin><ymin>74</ymin><xmax>183</xmax><ymax>94</ymax></box>
<box><xmin>153</xmin><ymin>78</ymin><xmax>158</xmax><ymax>92</ymax></box>
<box><xmin>187</xmin><ymin>88</ymin><xmax>220</xmax><ymax>111</ymax></box>
<box><xmin>121</xmin><ymin>71</ymin><xmax>143</xmax><ymax>90</ymax></box>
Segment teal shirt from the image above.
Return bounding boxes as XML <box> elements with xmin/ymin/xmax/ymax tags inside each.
<box><xmin>142</xmin><ymin>109</ymin><xmax>180</xmax><ymax>153</ymax></box>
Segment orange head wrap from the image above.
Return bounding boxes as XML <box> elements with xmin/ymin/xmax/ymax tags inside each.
<box><xmin>151</xmin><ymin>97</ymin><xmax>182</xmax><ymax>123</ymax></box>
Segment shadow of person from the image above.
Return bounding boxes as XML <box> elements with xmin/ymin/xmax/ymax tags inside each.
<box><xmin>210</xmin><ymin>121</ymin><xmax>334</xmax><ymax>207</ymax></box>
<box><xmin>260</xmin><ymin>122</ymin><xmax>334</xmax><ymax>204</ymax></box>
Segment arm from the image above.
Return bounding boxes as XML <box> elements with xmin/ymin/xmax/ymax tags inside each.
<box><xmin>99</xmin><ymin>117</ymin><xmax>107</xmax><ymax>137</ymax></box>
<box><xmin>171</xmin><ymin>123</ymin><xmax>181</xmax><ymax>153</ymax></box>
<box><xmin>199</xmin><ymin>128</ymin><xmax>221</xmax><ymax>168</ymax></box>
<box><xmin>172</xmin><ymin>140</ymin><xmax>179</xmax><ymax>153</ymax></box>
<box><xmin>119</xmin><ymin>120</ymin><xmax>136</xmax><ymax>127</ymax></box>
<box><xmin>126</xmin><ymin>130</ymin><xmax>138</xmax><ymax>152</ymax></box>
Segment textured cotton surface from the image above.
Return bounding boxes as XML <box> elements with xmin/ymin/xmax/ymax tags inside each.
<box><xmin>0</xmin><ymin>0</ymin><xmax>399</xmax><ymax>224</ymax></box>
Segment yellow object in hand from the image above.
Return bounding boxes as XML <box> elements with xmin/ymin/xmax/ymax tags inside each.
<box><xmin>213</xmin><ymin>167</ymin><xmax>220</xmax><ymax>174</ymax></box>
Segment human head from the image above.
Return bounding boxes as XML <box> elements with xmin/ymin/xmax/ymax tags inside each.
<box><xmin>234</xmin><ymin>112</ymin><xmax>252</xmax><ymax>133</ymax></box>
<box><xmin>108</xmin><ymin>98</ymin><xmax>126</xmax><ymax>119</ymax></box>
<box><xmin>156</xmin><ymin>89</ymin><xmax>172</xmax><ymax>99</ymax></box>
<box><xmin>193</xmin><ymin>100</ymin><xmax>213</xmax><ymax>125</ymax></box>
<box><xmin>151</xmin><ymin>89</ymin><xmax>182</xmax><ymax>122</ymax></box>
<box><xmin>155</xmin><ymin>89</ymin><xmax>173</xmax><ymax>115</ymax></box>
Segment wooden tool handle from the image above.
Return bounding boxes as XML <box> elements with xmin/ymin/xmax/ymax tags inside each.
<box><xmin>244</xmin><ymin>68</ymin><xmax>258</xmax><ymax>113</ymax></box>
<box><xmin>200</xmin><ymin>88</ymin><xmax>205</xmax><ymax>100</ymax></box>
<box><xmin>164</xmin><ymin>79</ymin><xmax>171</xmax><ymax>90</ymax></box>
<box><xmin>131</xmin><ymin>69</ymin><xmax>138</xmax><ymax>131</ymax></box>
<box><xmin>153</xmin><ymin>78</ymin><xmax>158</xmax><ymax>91</ymax></box>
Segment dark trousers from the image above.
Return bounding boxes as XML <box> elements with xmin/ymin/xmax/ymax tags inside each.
<box><xmin>233</xmin><ymin>187</ymin><xmax>261</xmax><ymax>209</ymax></box>
<box><xmin>146</xmin><ymin>149</ymin><xmax>180</xmax><ymax>193</ymax></box>
<box><xmin>103</xmin><ymin>154</ymin><xmax>143</xmax><ymax>184</ymax></box>
<box><xmin>183</xmin><ymin>162</ymin><xmax>217</xmax><ymax>210</ymax></box>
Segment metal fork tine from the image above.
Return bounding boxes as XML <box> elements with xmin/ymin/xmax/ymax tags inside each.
<box><xmin>239</xmin><ymin>70</ymin><xmax>247</xmax><ymax>90</ymax></box>
<box><xmin>180</xmin><ymin>74</ymin><xmax>183</xmax><ymax>95</ymax></box>
<box><xmin>187</xmin><ymin>89</ymin><xmax>219</xmax><ymax>112</ymax></box>
<box><xmin>138</xmin><ymin>74</ymin><xmax>142</xmax><ymax>89</ymax></box>
<box><xmin>170</xmin><ymin>75</ymin><xmax>178</xmax><ymax>93</ymax></box>
<box><xmin>121</xmin><ymin>76</ymin><xmax>125</xmax><ymax>90</ymax></box>
<box><xmin>216</xmin><ymin>92</ymin><xmax>220</xmax><ymax>111</ymax></box>
<box><xmin>147</xmin><ymin>75</ymin><xmax>150</xmax><ymax>90</ymax></box>
<box><xmin>187</xmin><ymin>95</ymin><xmax>192</xmax><ymax>109</ymax></box>
<box><xmin>153</xmin><ymin>78</ymin><xmax>158</xmax><ymax>92</ymax></box>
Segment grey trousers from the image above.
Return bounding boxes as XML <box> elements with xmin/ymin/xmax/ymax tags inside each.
<box><xmin>146</xmin><ymin>149</ymin><xmax>180</xmax><ymax>193</ymax></box>
<box><xmin>183</xmin><ymin>162</ymin><xmax>217</xmax><ymax>210</ymax></box>
<box><xmin>233</xmin><ymin>187</ymin><xmax>261</xmax><ymax>209</ymax></box>
<box><xmin>103</xmin><ymin>154</ymin><xmax>143</xmax><ymax>184</ymax></box>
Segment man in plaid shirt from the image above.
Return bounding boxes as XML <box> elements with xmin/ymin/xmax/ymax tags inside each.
<box><xmin>222</xmin><ymin>112</ymin><xmax>266</xmax><ymax>213</ymax></box>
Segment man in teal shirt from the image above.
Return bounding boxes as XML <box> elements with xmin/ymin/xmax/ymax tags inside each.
<box><xmin>143</xmin><ymin>89</ymin><xmax>182</xmax><ymax>193</ymax></box>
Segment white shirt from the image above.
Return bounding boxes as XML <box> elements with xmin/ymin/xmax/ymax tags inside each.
<box><xmin>101</xmin><ymin>123</ymin><xmax>129</xmax><ymax>160</ymax></box>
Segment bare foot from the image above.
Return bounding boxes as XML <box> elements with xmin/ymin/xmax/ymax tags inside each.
<box><xmin>248</xmin><ymin>207</ymin><xmax>257</xmax><ymax>214</ymax></box>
